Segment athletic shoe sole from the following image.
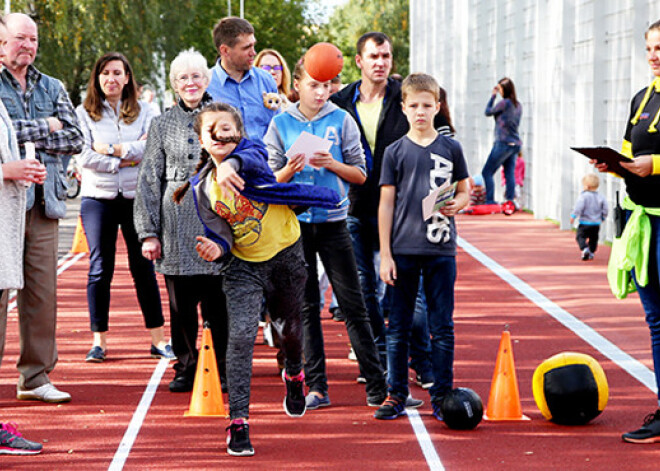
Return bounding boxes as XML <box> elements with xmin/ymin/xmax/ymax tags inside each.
<box><xmin>283</xmin><ymin>397</ymin><xmax>306</xmax><ymax>418</ymax></box>
<box><xmin>374</xmin><ymin>409</ymin><xmax>407</xmax><ymax>420</ymax></box>
<box><xmin>226</xmin><ymin>437</ymin><xmax>254</xmax><ymax>456</ymax></box>
<box><xmin>0</xmin><ymin>445</ymin><xmax>42</xmax><ymax>455</ymax></box>
<box><xmin>622</xmin><ymin>435</ymin><xmax>660</xmax><ymax>444</ymax></box>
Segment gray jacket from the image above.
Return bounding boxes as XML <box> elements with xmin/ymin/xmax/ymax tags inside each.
<box><xmin>0</xmin><ymin>99</ymin><xmax>25</xmax><ymax>289</ymax></box>
<box><xmin>134</xmin><ymin>100</ymin><xmax>223</xmax><ymax>276</ymax></box>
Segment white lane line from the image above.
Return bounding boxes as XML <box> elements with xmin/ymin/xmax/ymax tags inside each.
<box><xmin>457</xmin><ymin>236</ymin><xmax>657</xmax><ymax>393</ymax></box>
<box><xmin>407</xmin><ymin>408</ymin><xmax>445</xmax><ymax>471</ymax></box>
<box><xmin>108</xmin><ymin>358</ymin><xmax>169</xmax><ymax>471</ymax></box>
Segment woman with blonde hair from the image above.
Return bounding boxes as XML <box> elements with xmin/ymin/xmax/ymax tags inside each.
<box><xmin>255</xmin><ymin>48</ymin><xmax>293</xmax><ymax>109</ymax></box>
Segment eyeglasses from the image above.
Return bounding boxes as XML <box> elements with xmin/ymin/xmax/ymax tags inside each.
<box><xmin>260</xmin><ymin>65</ymin><xmax>283</xmax><ymax>72</ymax></box>
<box><xmin>175</xmin><ymin>73</ymin><xmax>205</xmax><ymax>84</ymax></box>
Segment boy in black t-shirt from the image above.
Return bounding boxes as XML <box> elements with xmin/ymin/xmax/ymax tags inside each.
<box><xmin>376</xmin><ymin>73</ymin><xmax>470</xmax><ymax>421</ymax></box>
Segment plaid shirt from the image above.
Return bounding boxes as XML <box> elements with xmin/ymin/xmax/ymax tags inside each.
<box><xmin>1</xmin><ymin>65</ymin><xmax>83</xmax><ymax>155</ymax></box>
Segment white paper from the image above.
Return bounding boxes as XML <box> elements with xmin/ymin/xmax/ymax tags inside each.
<box><xmin>23</xmin><ymin>142</ymin><xmax>35</xmax><ymax>188</ymax></box>
<box><xmin>284</xmin><ymin>131</ymin><xmax>333</xmax><ymax>169</ymax></box>
<box><xmin>422</xmin><ymin>181</ymin><xmax>457</xmax><ymax>220</ymax></box>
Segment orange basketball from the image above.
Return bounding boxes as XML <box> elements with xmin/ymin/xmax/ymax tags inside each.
<box><xmin>304</xmin><ymin>42</ymin><xmax>344</xmax><ymax>82</ymax></box>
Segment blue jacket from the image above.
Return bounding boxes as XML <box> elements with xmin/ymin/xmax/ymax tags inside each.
<box><xmin>264</xmin><ymin>101</ymin><xmax>365</xmax><ymax>223</ymax></box>
<box><xmin>190</xmin><ymin>138</ymin><xmax>341</xmax><ymax>256</ymax></box>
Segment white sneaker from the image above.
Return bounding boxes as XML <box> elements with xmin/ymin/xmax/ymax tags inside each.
<box><xmin>17</xmin><ymin>383</ymin><xmax>71</xmax><ymax>403</ymax></box>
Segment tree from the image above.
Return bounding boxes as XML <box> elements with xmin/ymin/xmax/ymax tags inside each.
<box><xmin>322</xmin><ymin>0</ymin><xmax>409</xmax><ymax>83</ymax></box>
<box><xmin>10</xmin><ymin>0</ymin><xmax>323</xmax><ymax>105</ymax></box>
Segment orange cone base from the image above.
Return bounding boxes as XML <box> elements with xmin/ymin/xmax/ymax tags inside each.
<box><xmin>483</xmin><ymin>413</ymin><xmax>531</xmax><ymax>421</ymax></box>
<box><xmin>184</xmin><ymin>328</ymin><xmax>228</xmax><ymax>418</ymax></box>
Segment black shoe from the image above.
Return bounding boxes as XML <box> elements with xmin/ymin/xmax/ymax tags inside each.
<box><xmin>415</xmin><ymin>372</ymin><xmax>434</xmax><ymax>390</ymax></box>
<box><xmin>226</xmin><ymin>420</ymin><xmax>254</xmax><ymax>456</ymax></box>
<box><xmin>432</xmin><ymin>399</ymin><xmax>444</xmax><ymax>421</ymax></box>
<box><xmin>374</xmin><ymin>396</ymin><xmax>406</xmax><ymax>420</ymax></box>
<box><xmin>330</xmin><ymin>307</ymin><xmax>345</xmax><ymax>322</ymax></box>
<box><xmin>283</xmin><ymin>371</ymin><xmax>306</xmax><ymax>417</ymax></box>
<box><xmin>622</xmin><ymin>410</ymin><xmax>660</xmax><ymax>443</ymax></box>
<box><xmin>169</xmin><ymin>375</ymin><xmax>193</xmax><ymax>393</ymax></box>
<box><xmin>581</xmin><ymin>248</ymin><xmax>590</xmax><ymax>261</ymax></box>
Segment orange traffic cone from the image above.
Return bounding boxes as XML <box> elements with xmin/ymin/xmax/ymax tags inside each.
<box><xmin>71</xmin><ymin>216</ymin><xmax>89</xmax><ymax>253</ymax></box>
<box><xmin>184</xmin><ymin>324</ymin><xmax>227</xmax><ymax>417</ymax></box>
<box><xmin>484</xmin><ymin>330</ymin><xmax>530</xmax><ymax>421</ymax></box>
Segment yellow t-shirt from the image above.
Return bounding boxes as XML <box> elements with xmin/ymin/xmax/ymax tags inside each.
<box><xmin>356</xmin><ymin>98</ymin><xmax>383</xmax><ymax>153</ymax></box>
<box><xmin>208</xmin><ymin>173</ymin><xmax>300</xmax><ymax>262</ymax></box>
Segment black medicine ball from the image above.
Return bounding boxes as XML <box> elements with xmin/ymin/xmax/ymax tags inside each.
<box><xmin>441</xmin><ymin>387</ymin><xmax>483</xmax><ymax>430</ymax></box>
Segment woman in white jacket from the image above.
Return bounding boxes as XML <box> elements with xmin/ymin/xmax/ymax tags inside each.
<box><xmin>76</xmin><ymin>52</ymin><xmax>172</xmax><ymax>363</ymax></box>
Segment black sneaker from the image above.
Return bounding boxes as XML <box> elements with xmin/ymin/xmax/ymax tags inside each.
<box><xmin>169</xmin><ymin>375</ymin><xmax>193</xmax><ymax>393</ymax></box>
<box><xmin>622</xmin><ymin>410</ymin><xmax>660</xmax><ymax>443</ymax></box>
<box><xmin>581</xmin><ymin>248</ymin><xmax>590</xmax><ymax>261</ymax></box>
<box><xmin>226</xmin><ymin>420</ymin><xmax>254</xmax><ymax>456</ymax></box>
<box><xmin>432</xmin><ymin>399</ymin><xmax>444</xmax><ymax>421</ymax></box>
<box><xmin>283</xmin><ymin>371</ymin><xmax>306</xmax><ymax>417</ymax></box>
<box><xmin>0</xmin><ymin>423</ymin><xmax>43</xmax><ymax>455</ymax></box>
<box><xmin>374</xmin><ymin>396</ymin><xmax>406</xmax><ymax>420</ymax></box>
<box><xmin>415</xmin><ymin>373</ymin><xmax>434</xmax><ymax>390</ymax></box>
<box><xmin>330</xmin><ymin>307</ymin><xmax>345</xmax><ymax>322</ymax></box>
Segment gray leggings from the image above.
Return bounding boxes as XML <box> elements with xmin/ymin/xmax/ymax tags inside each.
<box><xmin>223</xmin><ymin>239</ymin><xmax>307</xmax><ymax>419</ymax></box>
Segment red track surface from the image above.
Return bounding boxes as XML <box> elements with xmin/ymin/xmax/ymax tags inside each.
<box><xmin>1</xmin><ymin>211</ymin><xmax>658</xmax><ymax>470</ymax></box>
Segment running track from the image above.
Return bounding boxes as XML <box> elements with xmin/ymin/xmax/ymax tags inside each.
<box><xmin>0</xmin><ymin>211</ymin><xmax>658</xmax><ymax>470</ymax></box>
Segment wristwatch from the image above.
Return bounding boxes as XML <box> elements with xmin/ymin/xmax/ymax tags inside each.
<box><xmin>107</xmin><ymin>143</ymin><xmax>114</xmax><ymax>155</ymax></box>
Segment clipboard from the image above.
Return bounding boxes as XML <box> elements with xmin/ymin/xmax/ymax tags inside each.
<box><xmin>570</xmin><ymin>146</ymin><xmax>633</xmax><ymax>177</ymax></box>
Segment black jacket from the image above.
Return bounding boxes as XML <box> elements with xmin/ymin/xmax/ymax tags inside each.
<box><xmin>330</xmin><ymin>78</ymin><xmax>409</xmax><ymax>219</ymax></box>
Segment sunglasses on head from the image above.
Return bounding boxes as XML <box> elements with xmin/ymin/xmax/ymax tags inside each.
<box><xmin>260</xmin><ymin>65</ymin><xmax>283</xmax><ymax>72</ymax></box>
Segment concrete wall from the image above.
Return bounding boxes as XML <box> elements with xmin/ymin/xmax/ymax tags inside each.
<box><xmin>410</xmin><ymin>0</ymin><xmax>660</xmax><ymax>239</ymax></box>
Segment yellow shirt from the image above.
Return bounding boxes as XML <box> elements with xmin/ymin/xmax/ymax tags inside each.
<box><xmin>208</xmin><ymin>173</ymin><xmax>300</xmax><ymax>262</ymax></box>
<box><xmin>356</xmin><ymin>98</ymin><xmax>383</xmax><ymax>153</ymax></box>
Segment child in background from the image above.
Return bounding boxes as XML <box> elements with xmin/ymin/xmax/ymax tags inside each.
<box><xmin>469</xmin><ymin>174</ymin><xmax>486</xmax><ymax>207</ymax></box>
<box><xmin>377</xmin><ymin>73</ymin><xmax>469</xmax><ymax>420</ymax></box>
<box><xmin>173</xmin><ymin>103</ymin><xmax>339</xmax><ymax>456</ymax></box>
<box><xmin>570</xmin><ymin>173</ymin><xmax>608</xmax><ymax>261</ymax></box>
<box><xmin>265</xmin><ymin>58</ymin><xmax>389</xmax><ymax>411</ymax></box>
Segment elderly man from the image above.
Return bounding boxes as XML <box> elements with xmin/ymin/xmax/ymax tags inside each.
<box><xmin>0</xmin><ymin>13</ymin><xmax>83</xmax><ymax>403</ymax></box>
<box><xmin>207</xmin><ymin>16</ymin><xmax>278</xmax><ymax>147</ymax></box>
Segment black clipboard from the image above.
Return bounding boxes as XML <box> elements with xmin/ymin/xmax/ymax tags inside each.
<box><xmin>571</xmin><ymin>146</ymin><xmax>633</xmax><ymax>177</ymax></box>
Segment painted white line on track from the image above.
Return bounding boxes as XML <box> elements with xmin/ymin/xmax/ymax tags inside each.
<box><xmin>108</xmin><ymin>358</ymin><xmax>169</xmax><ymax>471</ymax></box>
<box><xmin>407</xmin><ymin>408</ymin><xmax>445</xmax><ymax>470</ymax></box>
<box><xmin>458</xmin><ymin>236</ymin><xmax>657</xmax><ymax>394</ymax></box>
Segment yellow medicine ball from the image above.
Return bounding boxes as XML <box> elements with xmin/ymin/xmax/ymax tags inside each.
<box><xmin>532</xmin><ymin>352</ymin><xmax>608</xmax><ymax>425</ymax></box>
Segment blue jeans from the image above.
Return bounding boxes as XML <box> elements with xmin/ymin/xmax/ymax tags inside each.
<box><xmin>481</xmin><ymin>142</ymin><xmax>520</xmax><ymax>204</ymax></box>
<box><xmin>300</xmin><ymin>221</ymin><xmax>386</xmax><ymax>400</ymax></box>
<box><xmin>81</xmin><ymin>196</ymin><xmax>163</xmax><ymax>332</ymax></box>
<box><xmin>382</xmin><ymin>282</ymin><xmax>434</xmax><ymax>380</ymax></box>
<box><xmin>409</xmin><ymin>279</ymin><xmax>434</xmax><ymax>380</ymax></box>
<box><xmin>387</xmin><ymin>254</ymin><xmax>455</xmax><ymax>402</ymax></box>
<box><xmin>631</xmin><ymin>213</ymin><xmax>660</xmax><ymax>401</ymax></box>
<box><xmin>346</xmin><ymin>215</ymin><xmax>387</xmax><ymax>367</ymax></box>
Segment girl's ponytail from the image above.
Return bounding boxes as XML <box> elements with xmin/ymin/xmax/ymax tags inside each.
<box><xmin>172</xmin><ymin>149</ymin><xmax>211</xmax><ymax>204</ymax></box>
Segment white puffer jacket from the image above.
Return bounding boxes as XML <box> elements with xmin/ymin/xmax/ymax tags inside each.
<box><xmin>76</xmin><ymin>100</ymin><xmax>156</xmax><ymax>200</ymax></box>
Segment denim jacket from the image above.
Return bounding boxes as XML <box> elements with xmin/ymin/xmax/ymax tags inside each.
<box><xmin>0</xmin><ymin>67</ymin><xmax>83</xmax><ymax>218</ymax></box>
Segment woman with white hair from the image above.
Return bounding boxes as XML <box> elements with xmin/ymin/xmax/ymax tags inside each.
<box><xmin>134</xmin><ymin>48</ymin><xmax>228</xmax><ymax>392</ymax></box>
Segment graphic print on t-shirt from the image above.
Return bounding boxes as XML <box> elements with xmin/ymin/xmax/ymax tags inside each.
<box><xmin>426</xmin><ymin>152</ymin><xmax>453</xmax><ymax>244</ymax></box>
<box><xmin>215</xmin><ymin>194</ymin><xmax>268</xmax><ymax>247</ymax></box>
